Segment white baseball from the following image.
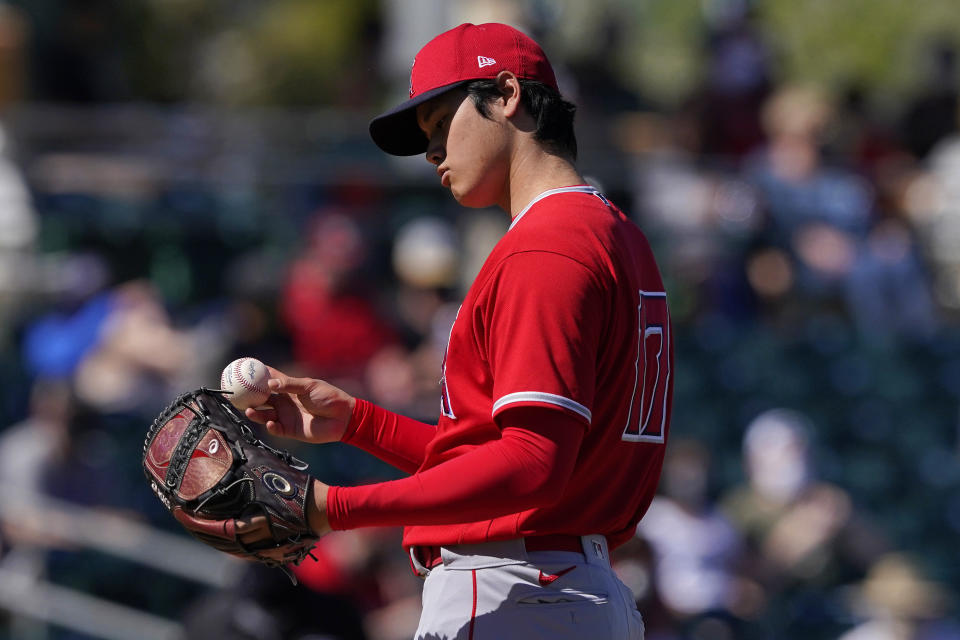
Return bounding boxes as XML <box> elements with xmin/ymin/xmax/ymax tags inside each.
<box><xmin>220</xmin><ymin>357</ymin><xmax>271</xmax><ymax>410</ymax></box>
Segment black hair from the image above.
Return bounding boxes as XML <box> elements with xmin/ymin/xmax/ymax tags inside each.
<box><xmin>464</xmin><ymin>79</ymin><xmax>578</xmax><ymax>161</ymax></box>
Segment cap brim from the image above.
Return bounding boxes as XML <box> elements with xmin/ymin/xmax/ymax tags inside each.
<box><xmin>369</xmin><ymin>81</ymin><xmax>467</xmax><ymax>156</ymax></box>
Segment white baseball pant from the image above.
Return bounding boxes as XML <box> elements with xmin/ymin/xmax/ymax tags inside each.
<box><xmin>411</xmin><ymin>535</ymin><xmax>644</xmax><ymax>639</ymax></box>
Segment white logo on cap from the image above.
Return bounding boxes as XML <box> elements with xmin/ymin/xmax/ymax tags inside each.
<box><xmin>477</xmin><ymin>56</ymin><xmax>496</xmax><ymax>68</ymax></box>
<box><xmin>409</xmin><ymin>57</ymin><xmax>416</xmax><ymax>97</ymax></box>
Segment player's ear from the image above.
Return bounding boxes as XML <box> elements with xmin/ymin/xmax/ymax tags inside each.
<box><xmin>495</xmin><ymin>71</ymin><xmax>522</xmax><ymax>118</ymax></box>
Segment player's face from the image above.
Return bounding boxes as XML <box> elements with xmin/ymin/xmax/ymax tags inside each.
<box><xmin>416</xmin><ymin>89</ymin><xmax>510</xmax><ymax>208</ymax></box>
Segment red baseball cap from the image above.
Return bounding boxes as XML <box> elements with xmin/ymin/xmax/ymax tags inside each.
<box><xmin>369</xmin><ymin>23</ymin><xmax>558</xmax><ymax>156</ymax></box>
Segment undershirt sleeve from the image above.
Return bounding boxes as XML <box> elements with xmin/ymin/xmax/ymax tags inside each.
<box><xmin>340</xmin><ymin>398</ymin><xmax>437</xmax><ymax>475</ymax></box>
<box><xmin>326</xmin><ymin>407</ymin><xmax>585</xmax><ymax>529</ymax></box>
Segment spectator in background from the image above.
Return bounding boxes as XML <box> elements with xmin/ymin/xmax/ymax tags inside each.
<box><xmin>830</xmin><ymin>83</ymin><xmax>907</xmax><ymax>181</ymax></box>
<box><xmin>745</xmin><ymin>81</ymin><xmax>939</xmax><ymax>339</ymax></box>
<box><xmin>743</xmin><ymin>85</ymin><xmax>876</xmax><ymax>324</ymax></box>
<box><xmin>281</xmin><ymin>210</ymin><xmax>398</xmax><ymax>384</ymax></box>
<box><xmin>747</xmin><ymin>84</ymin><xmax>873</xmax><ymax>243</ymax></box>
<box><xmin>365</xmin><ymin>216</ymin><xmax>461</xmax><ymax>419</ymax></box>
<box><xmin>0</xmin><ymin>378</ymin><xmax>72</xmax><ymax>496</ymax></box>
<box><xmin>906</xmin><ymin>115</ymin><xmax>960</xmax><ymax>313</ymax></box>
<box><xmin>631</xmin><ymin>151</ymin><xmax>762</xmax><ymax>323</ymax></box>
<box><xmin>0</xmin><ymin>378</ymin><xmax>73</xmax><ymax>638</ymax></box>
<box><xmin>637</xmin><ymin>438</ymin><xmax>762</xmax><ymax>638</ymax></box>
<box><xmin>721</xmin><ymin>409</ymin><xmax>888</xmax><ymax>623</ymax></box>
<box><xmin>21</xmin><ymin>253</ymin><xmax>113</xmax><ymax>382</ymax></box>
<box><xmin>845</xmin><ymin>216</ymin><xmax>939</xmax><ymax>341</ymax></box>
<box><xmin>69</xmin><ymin>280</ymin><xmax>210</xmax><ymax>413</ymax></box>
<box><xmin>899</xmin><ymin>39</ymin><xmax>959</xmax><ymax>161</ymax></box>
<box><xmin>694</xmin><ymin>0</ymin><xmax>773</xmax><ymax>160</ymax></box>
<box><xmin>18</xmin><ymin>275</ymin><xmax>224</xmax><ymax>514</ymax></box>
<box><xmin>820</xmin><ymin>85</ymin><xmax>942</xmax><ymax>339</ymax></box>
<box><xmin>623</xmin><ymin>103</ymin><xmax>763</xmax><ymax>324</ymax></box>
<box><xmin>839</xmin><ymin>553</ymin><xmax>959</xmax><ymax>640</ymax></box>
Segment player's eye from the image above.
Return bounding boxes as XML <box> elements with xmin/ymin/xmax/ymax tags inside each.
<box><xmin>435</xmin><ymin>117</ymin><xmax>445</xmax><ymax>131</ymax></box>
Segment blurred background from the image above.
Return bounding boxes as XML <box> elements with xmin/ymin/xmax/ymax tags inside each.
<box><xmin>0</xmin><ymin>0</ymin><xmax>959</xmax><ymax>638</ymax></box>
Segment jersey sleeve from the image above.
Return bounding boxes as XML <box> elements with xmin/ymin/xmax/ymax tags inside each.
<box><xmin>340</xmin><ymin>398</ymin><xmax>436</xmax><ymax>475</ymax></box>
<box><xmin>480</xmin><ymin>250</ymin><xmax>604</xmax><ymax>426</ymax></box>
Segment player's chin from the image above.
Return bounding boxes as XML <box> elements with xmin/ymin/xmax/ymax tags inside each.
<box><xmin>451</xmin><ymin>185</ymin><xmax>496</xmax><ymax>209</ymax></box>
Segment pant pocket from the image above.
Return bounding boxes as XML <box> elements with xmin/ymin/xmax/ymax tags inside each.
<box><xmin>515</xmin><ymin>590</ymin><xmax>609</xmax><ymax>606</ymax></box>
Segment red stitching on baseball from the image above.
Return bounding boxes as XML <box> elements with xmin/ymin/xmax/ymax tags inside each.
<box><xmin>234</xmin><ymin>358</ymin><xmax>268</xmax><ymax>395</ymax></box>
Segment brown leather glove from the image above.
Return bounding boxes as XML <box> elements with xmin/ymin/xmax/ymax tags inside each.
<box><xmin>143</xmin><ymin>388</ymin><xmax>319</xmax><ymax>582</ymax></box>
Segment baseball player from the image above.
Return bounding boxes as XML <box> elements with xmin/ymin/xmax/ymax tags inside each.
<box><xmin>247</xmin><ymin>23</ymin><xmax>673</xmax><ymax>639</ymax></box>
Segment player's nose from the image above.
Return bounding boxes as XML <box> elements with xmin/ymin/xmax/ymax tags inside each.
<box><xmin>425</xmin><ymin>139</ymin><xmax>444</xmax><ymax>166</ymax></box>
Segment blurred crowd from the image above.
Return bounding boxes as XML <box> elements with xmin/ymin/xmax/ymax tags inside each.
<box><xmin>0</xmin><ymin>1</ymin><xmax>959</xmax><ymax>639</ymax></box>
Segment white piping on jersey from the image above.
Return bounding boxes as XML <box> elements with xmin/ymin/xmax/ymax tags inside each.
<box><xmin>508</xmin><ymin>185</ymin><xmax>607</xmax><ymax>231</ymax></box>
<box><xmin>492</xmin><ymin>391</ymin><xmax>592</xmax><ymax>423</ymax></box>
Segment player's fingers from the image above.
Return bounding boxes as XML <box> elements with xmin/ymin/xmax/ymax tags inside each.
<box><xmin>267</xmin><ymin>375</ymin><xmax>315</xmax><ymax>395</ymax></box>
<box><xmin>264</xmin><ymin>364</ymin><xmax>289</xmax><ymax>380</ymax></box>
<box><xmin>264</xmin><ymin>419</ymin><xmax>290</xmax><ymax>437</ymax></box>
<box><xmin>263</xmin><ymin>365</ymin><xmax>300</xmax><ymax>394</ymax></box>
<box><xmin>245</xmin><ymin>406</ymin><xmax>276</xmax><ymax>424</ymax></box>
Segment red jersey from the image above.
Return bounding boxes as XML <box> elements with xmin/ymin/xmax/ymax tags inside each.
<box><xmin>401</xmin><ymin>185</ymin><xmax>673</xmax><ymax>550</ymax></box>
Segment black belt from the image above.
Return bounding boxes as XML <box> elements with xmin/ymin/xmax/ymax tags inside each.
<box><xmin>410</xmin><ymin>534</ymin><xmax>588</xmax><ymax>573</ymax></box>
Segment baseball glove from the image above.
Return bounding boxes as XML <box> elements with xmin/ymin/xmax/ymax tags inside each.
<box><xmin>143</xmin><ymin>388</ymin><xmax>318</xmax><ymax>582</ymax></box>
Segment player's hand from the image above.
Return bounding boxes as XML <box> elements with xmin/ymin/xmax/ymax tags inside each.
<box><xmin>244</xmin><ymin>366</ymin><xmax>355</xmax><ymax>444</ymax></box>
<box><xmin>207</xmin><ymin>478</ymin><xmax>332</xmax><ymax>565</ymax></box>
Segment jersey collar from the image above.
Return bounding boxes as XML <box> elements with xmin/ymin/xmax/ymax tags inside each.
<box><xmin>508</xmin><ymin>185</ymin><xmax>606</xmax><ymax>231</ymax></box>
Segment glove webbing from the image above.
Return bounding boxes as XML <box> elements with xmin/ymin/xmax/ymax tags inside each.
<box><xmin>165</xmin><ymin>415</ymin><xmax>207</xmax><ymax>491</ymax></box>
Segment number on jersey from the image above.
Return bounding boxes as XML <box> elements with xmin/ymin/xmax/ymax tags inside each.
<box><xmin>622</xmin><ymin>291</ymin><xmax>670</xmax><ymax>443</ymax></box>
